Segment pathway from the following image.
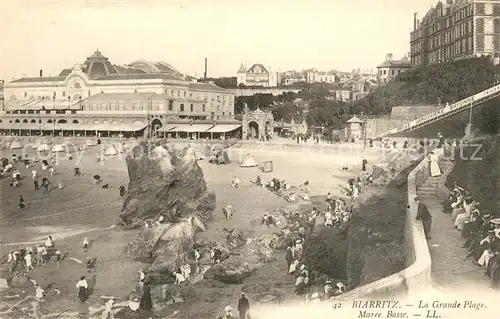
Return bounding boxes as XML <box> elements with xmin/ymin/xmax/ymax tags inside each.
<box><xmin>423</xmin><ymin>198</ymin><xmax>489</xmax><ymax>289</ymax></box>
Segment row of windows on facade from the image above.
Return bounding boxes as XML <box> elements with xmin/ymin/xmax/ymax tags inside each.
<box><xmin>84</xmin><ymin>102</ymin><xmax>232</xmax><ymax>115</ymax></box>
<box><xmin>412</xmin><ymin>19</ymin><xmax>473</xmax><ymax>45</ymax></box>
<box><xmin>19</xmin><ymin>89</ymin><xmax>233</xmax><ymax>101</ymax></box>
<box><xmin>413</xmin><ymin>36</ymin><xmax>473</xmax><ymax>56</ymax></box>
<box><xmin>378</xmin><ymin>69</ymin><xmax>405</xmax><ymax>76</ymax></box>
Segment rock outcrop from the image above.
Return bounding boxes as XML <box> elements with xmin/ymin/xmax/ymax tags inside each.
<box><xmin>126</xmin><ymin>216</ymin><xmax>206</xmax><ymax>274</ymax></box>
<box><xmin>119</xmin><ymin>141</ymin><xmax>216</xmax><ymax>228</ymax></box>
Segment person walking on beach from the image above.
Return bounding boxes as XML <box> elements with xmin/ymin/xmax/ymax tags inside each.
<box><xmin>18</xmin><ymin>195</ymin><xmax>27</xmax><ymax>209</ymax></box>
<box><xmin>34</xmin><ymin>178</ymin><xmax>39</xmax><ymax>190</ymax></box>
<box><xmin>237</xmin><ymin>292</ymin><xmax>250</xmax><ymax>319</ymax></box>
<box><xmin>415</xmin><ymin>197</ymin><xmax>432</xmax><ymax>240</ymax></box>
<box><xmin>76</xmin><ymin>276</ymin><xmax>88</xmax><ymax>302</ymax></box>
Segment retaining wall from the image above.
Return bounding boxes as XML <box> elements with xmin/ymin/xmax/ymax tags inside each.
<box><xmin>336</xmin><ymin>149</ymin><xmax>441</xmax><ymax>299</ymax></box>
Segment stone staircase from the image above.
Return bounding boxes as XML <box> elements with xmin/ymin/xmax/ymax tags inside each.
<box><xmin>416</xmin><ymin>160</ymin><xmax>454</xmax><ymax>200</ymax></box>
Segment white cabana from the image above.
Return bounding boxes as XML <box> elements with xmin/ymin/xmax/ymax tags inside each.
<box><xmin>103</xmin><ymin>144</ymin><xmax>118</xmax><ymax>156</ymax></box>
<box><xmin>37</xmin><ymin>144</ymin><xmax>50</xmax><ymax>152</ymax></box>
<box><xmin>240</xmin><ymin>154</ymin><xmax>258</xmax><ymax>167</ymax></box>
<box><xmin>9</xmin><ymin>141</ymin><xmax>23</xmax><ymax>150</ymax></box>
<box><xmin>51</xmin><ymin>144</ymin><xmax>65</xmax><ymax>152</ymax></box>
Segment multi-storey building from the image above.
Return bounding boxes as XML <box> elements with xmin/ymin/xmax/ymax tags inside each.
<box><xmin>411</xmin><ymin>0</ymin><xmax>500</xmax><ymax>68</ymax></box>
<box><xmin>236</xmin><ymin>63</ymin><xmax>280</xmax><ymax>87</ymax></box>
<box><xmin>376</xmin><ymin>53</ymin><xmax>412</xmax><ymax>84</ymax></box>
<box><xmin>0</xmin><ymin>50</ymin><xmax>240</xmax><ymax>138</ymax></box>
<box><xmin>305</xmin><ymin>70</ymin><xmax>337</xmax><ymax>84</ymax></box>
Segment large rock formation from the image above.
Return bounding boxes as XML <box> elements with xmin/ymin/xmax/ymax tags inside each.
<box><xmin>126</xmin><ymin>216</ymin><xmax>206</xmax><ymax>273</ymax></box>
<box><xmin>119</xmin><ymin>141</ymin><xmax>216</xmax><ymax>228</ymax></box>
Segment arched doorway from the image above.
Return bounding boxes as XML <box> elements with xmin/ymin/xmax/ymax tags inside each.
<box><xmin>30</xmin><ymin>119</ymin><xmax>37</xmax><ymax>123</ymax></box>
<box><xmin>151</xmin><ymin>118</ymin><xmax>162</xmax><ymax>135</ymax></box>
<box><xmin>248</xmin><ymin>121</ymin><xmax>259</xmax><ymax>138</ymax></box>
<box><xmin>57</xmin><ymin>119</ymin><xmax>68</xmax><ymax>124</ymax></box>
<box><xmin>22</xmin><ymin>119</ymin><xmax>28</xmax><ymax>123</ymax></box>
<box><xmin>72</xmin><ymin>120</ymin><xmax>79</xmax><ymax>124</ymax></box>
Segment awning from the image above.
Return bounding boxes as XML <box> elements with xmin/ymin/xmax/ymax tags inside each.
<box><xmin>90</xmin><ymin>123</ymin><xmax>147</xmax><ymax>132</ymax></box>
<box><xmin>158</xmin><ymin>124</ymin><xmax>177</xmax><ymax>132</ymax></box>
<box><xmin>172</xmin><ymin>124</ymin><xmax>214</xmax><ymax>132</ymax></box>
<box><xmin>206</xmin><ymin>124</ymin><xmax>242</xmax><ymax>133</ymax></box>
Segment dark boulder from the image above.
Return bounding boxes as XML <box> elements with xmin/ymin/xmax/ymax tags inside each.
<box><xmin>118</xmin><ymin>141</ymin><xmax>216</xmax><ymax>228</ymax></box>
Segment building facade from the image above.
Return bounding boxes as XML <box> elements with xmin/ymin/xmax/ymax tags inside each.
<box><xmin>306</xmin><ymin>70</ymin><xmax>337</xmax><ymax>83</ymax></box>
<box><xmin>0</xmin><ymin>50</ymin><xmax>240</xmax><ymax>137</ymax></box>
<box><xmin>376</xmin><ymin>53</ymin><xmax>412</xmax><ymax>85</ymax></box>
<box><xmin>236</xmin><ymin>63</ymin><xmax>280</xmax><ymax>87</ymax></box>
<box><xmin>410</xmin><ymin>0</ymin><xmax>500</xmax><ymax>68</ymax></box>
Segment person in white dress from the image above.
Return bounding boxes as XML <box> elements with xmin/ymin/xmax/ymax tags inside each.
<box><xmin>324</xmin><ymin>211</ymin><xmax>334</xmax><ymax>227</ymax></box>
<box><xmin>24</xmin><ymin>252</ymin><xmax>33</xmax><ymax>271</ymax></box>
<box><xmin>428</xmin><ymin>152</ymin><xmax>442</xmax><ymax>177</ymax></box>
<box><xmin>174</xmin><ymin>271</ymin><xmax>185</xmax><ymax>285</ymax></box>
<box><xmin>35</xmin><ymin>285</ymin><xmax>45</xmax><ymax>300</ymax></box>
<box><xmin>454</xmin><ymin>199</ymin><xmax>475</xmax><ymax>230</ymax></box>
<box><xmin>45</xmin><ymin>236</ymin><xmax>53</xmax><ymax>248</ymax></box>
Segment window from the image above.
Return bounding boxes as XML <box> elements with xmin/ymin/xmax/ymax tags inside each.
<box><xmin>202</xmin><ymin>104</ymin><xmax>206</xmax><ymax>112</ymax></box>
<box><xmin>180</xmin><ymin>104</ymin><xmax>185</xmax><ymax>111</ymax></box>
<box><xmin>190</xmin><ymin>104</ymin><xmax>194</xmax><ymax>112</ymax></box>
<box><xmin>62</xmin><ymin>91</ymin><xmax>66</xmax><ymax>97</ymax></box>
<box><xmin>24</xmin><ymin>92</ymin><xmax>27</xmax><ymax>98</ymax></box>
<box><xmin>217</xmin><ymin>106</ymin><xmax>220</xmax><ymax>110</ymax></box>
<box><xmin>190</xmin><ymin>93</ymin><xmax>192</xmax><ymax>98</ymax></box>
<box><xmin>184</xmin><ymin>91</ymin><xmax>186</xmax><ymax>97</ymax></box>
<box><xmin>177</xmin><ymin>91</ymin><xmax>180</xmax><ymax>97</ymax></box>
<box><xmin>168</xmin><ymin>100</ymin><xmax>174</xmax><ymax>111</ymax></box>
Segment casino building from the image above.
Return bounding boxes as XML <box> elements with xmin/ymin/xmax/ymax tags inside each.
<box><xmin>0</xmin><ymin>50</ymin><xmax>242</xmax><ymax>139</ymax></box>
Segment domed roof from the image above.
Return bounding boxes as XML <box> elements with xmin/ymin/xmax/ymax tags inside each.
<box><xmin>81</xmin><ymin>49</ymin><xmax>119</xmax><ymax>79</ymax></box>
<box><xmin>127</xmin><ymin>60</ymin><xmax>181</xmax><ymax>75</ymax></box>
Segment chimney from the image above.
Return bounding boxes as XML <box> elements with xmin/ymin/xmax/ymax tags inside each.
<box><xmin>386</xmin><ymin>53</ymin><xmax>393</xmax><ymax>61</ymax></box>
<box><xmin>204</xmin><ymin>58</ymin><xmax>207</xmax><ymax>79</ymax></box>
<box><xmin>40</xmin><ymin>69</ymin><xmax>43</xmax><ymax>77</ymax></box>
<box><xmin>413</xmin><ymin>12</ymin><xmax>418</xmax><ymax>30</ymax></box>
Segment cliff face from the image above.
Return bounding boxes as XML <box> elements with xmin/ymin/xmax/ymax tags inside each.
<box><xmin>118</xmin><ymin>141</ymin><xmax>216</xmax><ymax>228</ymax></box>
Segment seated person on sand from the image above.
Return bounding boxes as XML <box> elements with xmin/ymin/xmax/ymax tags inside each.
<box><xmin>255</xmin><ymin>175</ymin><xmax>262</xmax><ymax>187</ymax></box>
<box><xmin>285</xmin><ymin>193</ymin><xmax>296</xmax><ymax>203</ymax></box>
<box><xmin>231</xmin><ymin>176</ymin><xmax>240</xmax><ymax>188</ymax></box>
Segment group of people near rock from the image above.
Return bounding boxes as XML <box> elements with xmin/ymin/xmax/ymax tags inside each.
<box><xmin>443</xmin><ymin>184</ymin><xmax>500</xmax><ymax>287</ymax></box>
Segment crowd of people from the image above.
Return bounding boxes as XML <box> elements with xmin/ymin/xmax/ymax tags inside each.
<box><xmin>442</xmin><ymin>184</ymin><xmax>500</xmax><ymax>287</ymax></box>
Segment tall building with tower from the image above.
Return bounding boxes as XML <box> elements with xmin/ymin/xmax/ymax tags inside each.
<box><xmin>410</xmin><ymin>0</ymin><xmax>500</xmax><ymax>67</ymax></box>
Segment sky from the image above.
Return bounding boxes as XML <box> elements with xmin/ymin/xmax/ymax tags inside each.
<box><xmin>0</xmin><ymin>0</ymin><xmax>438</xmax><ymax>81</ymax></box>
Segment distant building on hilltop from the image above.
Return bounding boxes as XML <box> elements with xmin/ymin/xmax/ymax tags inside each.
<box><xmin>410</xmin><ymin>0</ymin><xmax>500</xmax><ymax>68</ymax></box>
<box><xmin>236</xmin><ymin>63</ymin><xmax>280</xmax><ymax>87</ymax></box>
<box><xmin>376</xmin><ymin>53</ymin><xmax>411</xmax><ymax>85</ymax></box>
<box><xmin>306</xmin><ymin>70</ymin><xmax>337</xmax><ymax>84</ymax></box>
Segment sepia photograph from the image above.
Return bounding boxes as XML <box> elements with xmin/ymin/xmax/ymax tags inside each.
<box><xmin>0</xmin><ymin>0</ymin><xmax>500</xmax><ymax>318</ymax></box>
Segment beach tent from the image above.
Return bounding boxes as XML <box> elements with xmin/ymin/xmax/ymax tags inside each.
<box><xmin>240</xmin><ymin>154</ymin><xmax>258</xmax><ymax>168</ymax></box>
<box><xmin>51</xmin><ymin>144</ymin><xmax>65</xmax><ymax>152</ymax></box>
<box><xmin>86</xmin><ymin>139</ymin><xmax>98</xmax><ymax>146</ymax></box>
<box><xmin>37</xmin><ymin>144</ymin><xmax>50</xmax><ymax>152</ymax></box>
<box><xmin>103</xmin><ymin>144</ymin><xmax>118</xmax><ymax>156</ymax></box>
<box><xmin>9</xmin><ymin>141</ymin><xmax>23</xmax><ymax>150</ymax></box>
